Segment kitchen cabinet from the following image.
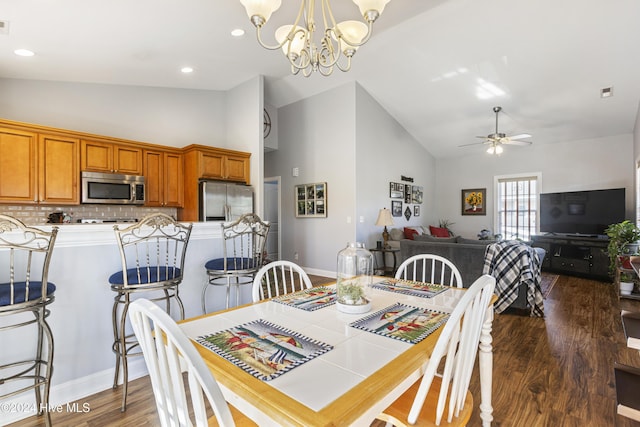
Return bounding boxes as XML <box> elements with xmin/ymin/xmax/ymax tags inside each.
<box><xmin>0</xmin><ymin>127</ymin><xmax>79</xmax><ymax>204</ymax></box>
<box><xmin>179</xmin><ymin>145</ymin><xmax>251</xmax><ymax>221</ymax></box>
<box><xmin>199</xmin><ymin>150</ymin><xmax>250</xmax><ymax>182</ymax></box>
<box><xmin>81</xmin><ymin>140</ymin><xmax>143</xmax><ymax>175</ymax></box>
<box><xmin>143</xmin><ymin>149</ymin><xmax>184</xmax><ymax>207</ymax></box>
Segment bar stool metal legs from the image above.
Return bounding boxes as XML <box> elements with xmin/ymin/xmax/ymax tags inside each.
<box><xmin>0</xmin><ymin>215</ymin><xmax>58</xmax><ymax>427</ymax></box>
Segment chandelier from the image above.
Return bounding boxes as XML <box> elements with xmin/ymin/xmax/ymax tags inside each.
<box><xmin>239</xmin><ymin>0</ymin><xmax>391</xmax><ymax>77</ymax></box>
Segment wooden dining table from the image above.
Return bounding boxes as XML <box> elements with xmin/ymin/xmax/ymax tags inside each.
<box><xmin>179</xmin><ymin>278</ymin><xmax>495</xmax><ymax>426</ymax></box>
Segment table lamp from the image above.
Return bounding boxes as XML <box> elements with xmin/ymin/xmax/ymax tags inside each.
<box><xmin>375</xmin><ymin>208</ymin><xmax>394</xmax><ymax>248</ymax></box>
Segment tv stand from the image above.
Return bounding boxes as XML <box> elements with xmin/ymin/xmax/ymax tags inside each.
<box><xmin>531</xmin><ymin>234</ymin><xmax>610</xmax><ymax>281</ymax></box>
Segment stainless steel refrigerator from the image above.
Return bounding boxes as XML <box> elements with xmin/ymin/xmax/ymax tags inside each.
<box><xmin>199</xmin><ymin>181</ymin><xmax>254</xmax><ymax>221</ymax></box>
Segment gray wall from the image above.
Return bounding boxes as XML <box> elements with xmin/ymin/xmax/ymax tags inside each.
<box><xmin>435</xmin><ymin>133</ymin><xmax>635</xmax><ymax>238</ymax></box>
<box><xmin>0</xmin><ymin>78</ymin><xmax>227</xmax><ymax>148</ymax></box>
<box><xmin>265</xmin><ymin>82</ymin><xmax>436</xmax><ymax>274</ymax></box>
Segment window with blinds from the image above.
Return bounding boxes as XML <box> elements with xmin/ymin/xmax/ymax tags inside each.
<box><xmin>495</xmin><ymin>174</ymin><xmax>541</xmax><ymax>240</ymax></box>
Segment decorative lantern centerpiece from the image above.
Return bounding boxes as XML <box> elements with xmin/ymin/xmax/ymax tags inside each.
<box><xmin>336</xmin><ymin>242</ymin><xmax>373</xmax><ymax>314</ymax></box>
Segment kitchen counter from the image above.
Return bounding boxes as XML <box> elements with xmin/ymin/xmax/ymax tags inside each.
<box><xmin>2</xmin><ymin>220</ymin><xmax>239</xmax><ymax>424</ymax></box>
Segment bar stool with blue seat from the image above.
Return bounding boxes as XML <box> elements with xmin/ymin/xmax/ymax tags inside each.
<box><xmin>0</xmin><ymin>215</ymin><xmax>59</xmax><ymax>427</ymax></box>
<box><xmin>202</xmin><ymin>213</ymin><xmax>269</xmax><ymax>312</ymax></box>
<box><xmin>109</xmin><ymin>213</ymin><xmax>192</xmax><ymax>412</ymax></box>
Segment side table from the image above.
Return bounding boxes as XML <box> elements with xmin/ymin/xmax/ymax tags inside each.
<box><xmin>369</xmin><ymin>247</ymin><xmax>400</xmax><ymax>277</ymax></box>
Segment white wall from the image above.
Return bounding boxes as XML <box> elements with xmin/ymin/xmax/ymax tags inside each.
<box><xmin>0</xmin><ymin>78</ymin><xmax>227</xmax><ymax>148</ymax></box>
<box><xmin>265</xmin><ymin>83</ymin><xmax>356</xmax><ymax>273</ymax></box>
<box><xmin>354</xmin><ymin>84</ymin><xmax>437</xmax><ymax>247</ymax></box>
<box><xmin>265</xmin><ymin>83</ymin><xmax>435</xmax><ymax>274</ymax></box>
<box><xmin>225</xmin><ymin>76</ymin><xmax>264</xmax><ymax>217</ymax></box>
<box><xmin>435</xmin><ymin>134</ymin><xmax>635</xmax><ymax>238</ymax></box>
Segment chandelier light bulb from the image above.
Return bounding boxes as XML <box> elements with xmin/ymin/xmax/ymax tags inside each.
<box><xmin>275</xmin><ymin>25</ymin><xmax>307</xmax><ymax>56</ymax></box>
<box><xmin>240</xmin><ymin>0</ymin><xmax>282</xmax><ymax>26</ymax></box>
<box><xmin>353</xmin><ymin>0</ymin><xmax>390</xmax><ymax>21</ymax></box>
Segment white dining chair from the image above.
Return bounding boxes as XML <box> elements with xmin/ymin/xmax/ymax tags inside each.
<box><xmin>129</xmin><ymin>298</ymin><xmax>255</xmax><ymax>427</ymax></box>
<box><xmin>376</xmin><ymin>274</ymin><xmax>496</xmax><ymax>426</ymax></box>
<box><xmin>395</xmin><ymin>254</ymin><xmax>464</xmax><ymax>288</ymax></box>
<box><xmin>252</xmin><ymin>260</ymin><xmax>313</xmax><ymax>302</ymax></box>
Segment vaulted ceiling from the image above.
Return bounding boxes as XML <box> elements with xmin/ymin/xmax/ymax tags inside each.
<box><xmin>1</xmin><ymin>0</ymin><xmax>639</xmax><ymax>158</ymax></box>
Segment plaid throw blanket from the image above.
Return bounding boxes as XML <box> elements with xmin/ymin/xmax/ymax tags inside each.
<box><xmin>483</xmin><ymin>241</ymin><xmax>543</xmax><ymax>317</ymax></box>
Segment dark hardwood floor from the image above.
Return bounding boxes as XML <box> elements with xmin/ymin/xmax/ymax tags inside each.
<box><xmin>8</xmin><ymin>274</ymin><xmax>640</xmax><ymax>426</ymax></box>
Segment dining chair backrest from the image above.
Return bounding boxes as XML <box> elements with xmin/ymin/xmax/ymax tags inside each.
<box><xmin>252</xmin><ymin>260</ymin><xmax>313</xmax><ymax>302</ymax></box>
<box><xmin>407</xmin><ymin>274</ymin><xmax>495</xmax><ymax>425</ymax></box>
<box><xmin>0</xmin><ymin>214</ymin><xmax>58</xmax><ymax>308</ymax></box>
<box><xmin>395</xmin><ymin>254</ymin><xmax>463</xmax><ymax>288</ymax></box>
<box><xmin>128</xmin><ymin>299</ymin><xmax>236</xmax><ymax>427</ymax></box>
<box><xmin>218</xmin><ymin>213</ymin><xmax>270</xmax><ymax>274</ymax></box>
<box><xmin>110</xmin><ymin>213</ymin><xmax>192</xmax><ymax>289</ymax></box>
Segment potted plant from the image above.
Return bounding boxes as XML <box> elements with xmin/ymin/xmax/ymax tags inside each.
<box><xmin>605</xmin><ymin>220</ymin><xmax>640</xmax><ymax>274</ymax></box>
<box><xmin>619</xmin><ymin>272</ymin><xmax>636</xmax><ymax>295</ymax></box>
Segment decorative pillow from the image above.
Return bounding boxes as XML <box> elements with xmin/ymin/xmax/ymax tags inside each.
<box><xmin>429</xmin><ymin>226</ymin><xmax>450</xmax><ymax>238</ymax></box>
<box><xmin>389</xmin><ymin>228</ymin><xmax>405</xmax><ymax>241</ymax></box>
<box><xmin>404</xmin><ymin>227</ymin><xmax>420</xmax><ymax>240</ymax></box>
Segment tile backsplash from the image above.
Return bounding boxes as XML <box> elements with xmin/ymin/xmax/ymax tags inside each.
<box><xmin>0</xmin><ymin>204</ymin><xmax>177</xmax><ymax>225</ymax></box>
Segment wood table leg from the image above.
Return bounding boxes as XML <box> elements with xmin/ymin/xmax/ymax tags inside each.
<box><xmin>479</xmin><ymin>305</ymin><xmax>494</xmax><ymax>426</ymax></box>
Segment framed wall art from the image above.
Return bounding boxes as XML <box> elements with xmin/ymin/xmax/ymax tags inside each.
<box><xmin>296</xmin><ymin>182</ymin><xmax>327</xmax><ymax>218</ymax></box>
<box><xmin>414</xmin><ymin>205</ymin><xmax>420</xmax><ymax>217</ymax></box>
<box><xmin>461</xmin><ymin>188</ymin><xmax>486</xmax><ymax>216</ymax></box>
<box><xmin>391</xmin><ymin>200</ymin><xmax>403</xmax><ymax>217</ymax></box>
<box><xmin>404</xmin><ymin>184</ymin><xmax>412</xmax><ymax>203</ymax></box>
<box><xmin>411</xmin><ymin>186</ymin><xmax>423</xmax><ymax>204</ymax></box>
<box><xmin>390</xmin><ymin>182</ymin><xmax>404</xmax><ymax>199</ymax></box>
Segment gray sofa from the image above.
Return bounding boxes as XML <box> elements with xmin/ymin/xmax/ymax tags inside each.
<box><xmin>399</xmin><ymin>235</ymin><xmax>545</xmax><ymax>312</ymax></box>
<box><xmin>399</xmin><ymin>235</ymin><xmax>493</xmax><ymax>286</ymax></box>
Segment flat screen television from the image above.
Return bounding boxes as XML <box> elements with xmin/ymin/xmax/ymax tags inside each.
<box><xmin>539</xmin><ymin>188</ymin><xmax>626</xmax><ymax>236</ymax></box>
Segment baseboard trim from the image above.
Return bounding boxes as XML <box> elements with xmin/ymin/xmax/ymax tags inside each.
<box><xmin>1</xmin><ymin>359</ymin><xmax>148</xmax><ymax>425</ymax></box>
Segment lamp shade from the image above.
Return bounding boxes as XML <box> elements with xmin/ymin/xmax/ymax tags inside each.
<box><xmin>334</xmin><ymin>20</ymin><xmax>368</xmax><ymax>53</ymax></box>
<box><xmin>375</xmin><ymin>208</ymin><xmax>394</xmax><ymax>227</ymax></box>
<box><xmin>275</xmin><ymin>25</ymin><xmax>307</xmax><ymax>56</ymax></box>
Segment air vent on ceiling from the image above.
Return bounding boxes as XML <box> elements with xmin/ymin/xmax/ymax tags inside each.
<box><xmin>0</xmin><ymin>20</ymin><xmax>9</xmax><ymax>35</ymax></box>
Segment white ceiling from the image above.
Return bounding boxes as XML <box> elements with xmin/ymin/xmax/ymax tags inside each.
<box><xmin>1</xmin><ymin>0</ymin><xmax>639</xmax><ymax>158</ymax></box>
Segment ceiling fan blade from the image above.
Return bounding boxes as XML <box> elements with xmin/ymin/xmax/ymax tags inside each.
<box><xmin>508</xmin><ymin>133</ymin><xmax>532</xmax><ymax>140</ymax></box>
<box><xmin>503</xmin><ymin>139</ymin><xmax>532</xmax><ymax>146</ymax></box>
<box><xmin>458</xmin><ymin>141</ymin><xmax>489</xmax><ymax>147</ymax></box>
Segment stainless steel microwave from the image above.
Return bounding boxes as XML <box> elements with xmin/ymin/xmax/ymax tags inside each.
<box><xmin>81</xmin><ymin>171</ymin><xmax>145</xmax><ymax>205</ymax></box>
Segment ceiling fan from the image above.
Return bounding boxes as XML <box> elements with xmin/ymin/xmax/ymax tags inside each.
<box><xmin>460</xmin><ymin>106</ymin><xmax>532</xmax><ymax>154</ymax></box>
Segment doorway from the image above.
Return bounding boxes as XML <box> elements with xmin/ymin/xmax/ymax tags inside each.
<box><xmin>264</xmin><ymin>177</ymin><xmax>281</xmax><ymax>261</ymax></box>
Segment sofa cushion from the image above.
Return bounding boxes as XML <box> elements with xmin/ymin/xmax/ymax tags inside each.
<box><xmin>415</xmin><ymin>234</ymin><xmax>458</xmax><ymax>243</ymax></box>
<box><xmin>429</xmin><ymin>226</ymin><xmax>450</xmax><ymax>237</ymax></box>
<box><xmin>457</xmin><ymin>237</ymin><xmax>496</xmax><ymax>246</ymax></box>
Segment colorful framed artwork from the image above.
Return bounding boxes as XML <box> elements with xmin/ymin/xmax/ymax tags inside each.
<box><xmin>296</xmin><ymin>182</ymin><xmax>327</xmax><ymax>218</ymax></box>
<box><xmin>391</xmin><ymin>200</ymin><xmax>402</xmax><ymax>217</ymax></box>
<box><xmin>390</xmin><ymin>182</ymin><xmax>404</xmax><ymax>199</ymax></box>
<box><xmin>461</xmin><ymin>188</ymin><xmax>486</xmax><ymax>216</ymax></box>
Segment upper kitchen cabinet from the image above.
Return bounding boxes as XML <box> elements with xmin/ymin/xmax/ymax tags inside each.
<box><xmin>0</xmin><ymin>126</ymin><xmax>79</xmax><ymax>204</ymax></box>
<box><xmin>179</xmin><ymin>145</ymin><xmax>251</xmax><ymax>221</ymax></box>
<box><xmin>143</xmin><ymin>149</ymin><xmax>184</xmax><ymax>207</ymax></box>
<box><xmin>81</xmin><ymin>140</ymin><xmax>143</xmax><ymax>175</ymax></box>
<box><xmin>184</xmin><ymin>145</ymin><xmax>250</xmax><ymax>183</ymax></box>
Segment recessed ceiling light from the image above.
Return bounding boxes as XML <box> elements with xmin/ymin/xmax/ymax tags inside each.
<box><xmin>601</xmin><ymin>87</ymin><xmax>613</xmax><ymax>98</ymax></box>
<box><xmin>231</xmin><ymin>28</ymin><xmax>245</xmax><ymax>37</ymax></box>
<box><xmin>14</xmin><ymin>49</ymin><xmax>34</xmax><ymax>57</ymax></box>
<box><xmin>181</xmin><ymin>67</ymin><xmax>194</xmax><ymax>74</ymax></box>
